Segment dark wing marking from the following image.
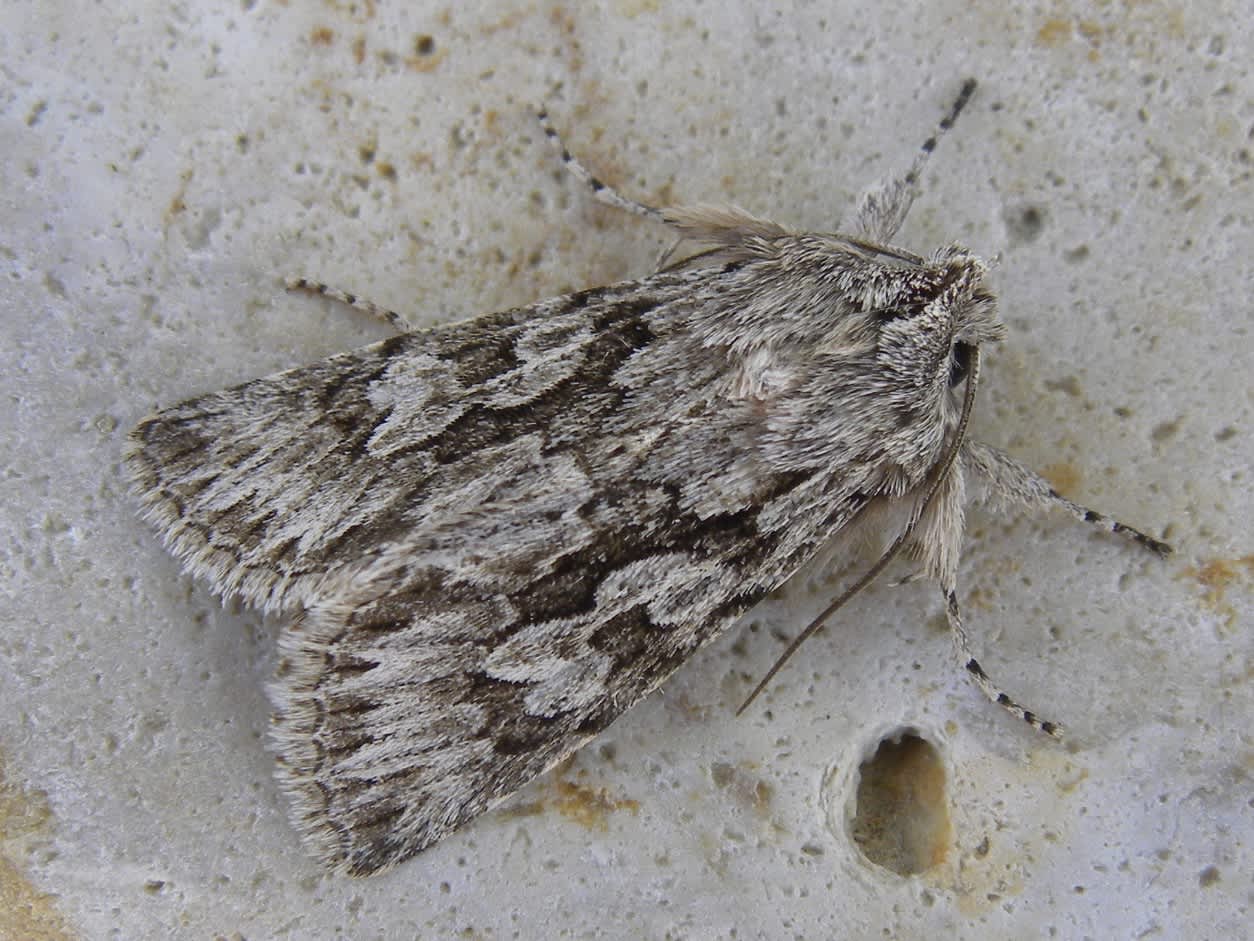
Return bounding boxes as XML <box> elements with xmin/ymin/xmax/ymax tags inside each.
<box><xmin>270</xmin><ymin>447</ymin><xmax>866</xmax><ymax>874</ymax></box>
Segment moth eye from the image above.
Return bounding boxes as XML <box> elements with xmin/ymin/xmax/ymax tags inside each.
<box><xmin>949</xmin><ymin>341</ymin><xmax>974</xmax><ymax>387</ymax></box>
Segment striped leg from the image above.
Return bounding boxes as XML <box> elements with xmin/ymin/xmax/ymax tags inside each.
<box><xmin>947</xmin><ymin>441</ymin><xmax>1171</xmax><ymax>736</ymax></box>
<box><xmin>945</xmin><ymin>588</ymin><xmax>1062</xmax><ymax>737</ymax></box>
<box><xmin>849</xmin><ymin>78</ymin><xmax>978</xmax><ymax>243</ymax></box>
<box><xmin>963</xmin><ymin>441</ymin><xmax>1172</xmax><ymax>557</ymax></box>
<box><xmin>535</xmin><ymin>106</ymin><xmax>667</xmax><ymax>224</ymax></box>
<box><xmin>284</xmin><ymin>277</ymin><xmax>415</xmax><ymax>334</ymax></box>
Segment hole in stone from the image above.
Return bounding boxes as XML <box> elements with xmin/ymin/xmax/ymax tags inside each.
<box><xmin>849</xmin><ymin>730</ymin><xmax>951</xmax><ymax>875</ymax></box>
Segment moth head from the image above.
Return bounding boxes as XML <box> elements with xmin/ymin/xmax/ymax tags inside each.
<box><xmin>927</xmin><ymin>245</ymin><xmax>1003</xmax><ymax>390</ymax></box>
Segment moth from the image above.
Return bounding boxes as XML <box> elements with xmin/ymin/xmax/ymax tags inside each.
<box><xmin>127</xmin><ymin>81</ymin><xmax>1170</xmax><ymax>875</ymax></box>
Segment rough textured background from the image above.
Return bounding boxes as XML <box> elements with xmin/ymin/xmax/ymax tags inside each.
<box><xmin>1</xmin><ymin>2</ymin><xmax>1250</xmax><ymax>938</ymax></box>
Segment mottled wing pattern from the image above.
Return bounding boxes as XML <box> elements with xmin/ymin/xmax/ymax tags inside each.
<box><xmin>129</xmin><ymin>260</ymin><xmax>887</xmax><ymax>874</ymax></box>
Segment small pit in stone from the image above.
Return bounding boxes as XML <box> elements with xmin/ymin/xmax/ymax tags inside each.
<box><xmin>1003</xmin><ymin>203</ymin><xmax>1046</xmax><ymax>243</ymax></box>
<box><xmin>850</xmin><ymin>730</ymin><xmax>951</xmax><ymax>876</ymax></box>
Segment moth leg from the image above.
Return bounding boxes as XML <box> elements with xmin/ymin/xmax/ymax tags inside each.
<box><xmin>849</xmin><ymin>78</ymin><xmax>977</xmax><ymax>243</ymax></box>
<box><xmin>963</xmin><ymin>441</ymin><xmax>1172</xmax><ymax>557</ymax></box>
<box><xmin>284</xmin><ymin>277</ymin><xmax>415</xmax><ymax>334</ymax></box>
<box><xmin>535</xmin><ymin>106</ymin><xmax>666</xmax><ymax>225</ymax></box>
<box><xmin>944</xmin><ymin>589</ymin><xmax>1063</xmax><ymax>737</ymax></box>
<box><xmin>653</xmin><ymin>236</ymin><xmax>685</xmax><ymax>272</ymax></box>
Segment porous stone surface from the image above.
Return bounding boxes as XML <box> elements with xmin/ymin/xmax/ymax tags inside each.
<box><xmin>1</xmin><ymin>2</ymin><xmax>1248</xmax><ymax>938</ymax></box>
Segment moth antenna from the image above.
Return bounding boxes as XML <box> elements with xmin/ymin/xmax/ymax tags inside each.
<box><xmin>535</xmin><ymin>105</ymin><xmax>667</xmax><ymax>224</ymax></box>
<box><xmin>737</xmin><ymin>347</ymin><xmax>984</xmax><ymax>716</ymax></box>
<box><xmin>735</xmin><ymin>525</ymin><xmax>908</xmax><ymax>717</ymax></box>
